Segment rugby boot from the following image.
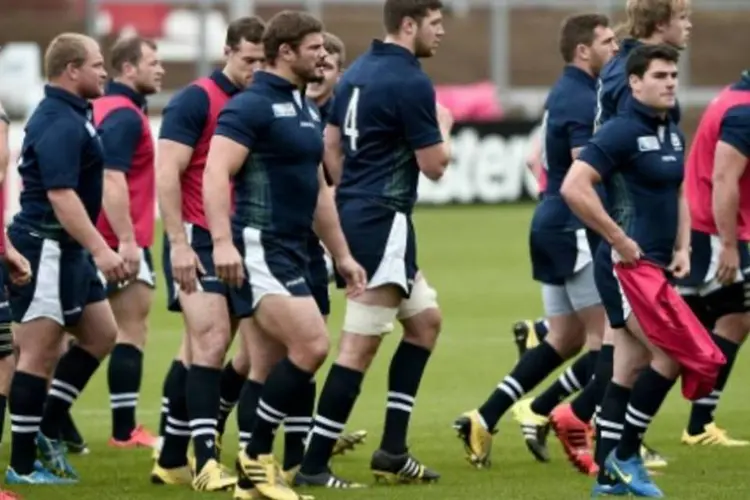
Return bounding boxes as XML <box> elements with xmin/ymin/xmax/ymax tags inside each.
<box><xmin>511</xmin><ymin>397</ymin><xmax>551</xmax><ymax>462</ymax></box>
<box><xmin>640</xmin><ymin>442</ymin><xmax>668</xmax><ymax>469</ymax></box>
<box><xmin>293</xmin><ymin>468</ymin><xmax>365</xmax><ymax>489</ymax></box>
<box><xmin>5</xmin><ymin>460</ymin><xmax>77</xmax><ymax>485</ymax></box>
<box><xmin>35</xmin><ymin>434</ymin><xmax>79</xmax><ymax>480</ymax></box>
<box><xmin>590</xmin><ymin>480</ymin><xmax>629</xmax><ymax>497</ymax></box>
<box><xmin>0</xmin><ymin>490</ymin><xmax>21</xmax><ymax>500</ymax></box>
<box><xmin>681</xmin><ymin>422</ymin><xmax>750</xmax><ymax>447</ymax></box>
<box><xmin>605</xmin><ymin>450</ymin><xmax>664</xmax><ymax>497</ymax></box>
<box><xmin>370</xmin><ymin>449</ymin><xmax>440</xmax><ymax>484</ymax></box>
<box><xmin>236</xmin><ymin>451</ymin><xmax>302</xmax><ymax>500</ymax></box>
<box><xmin>192</xmin><ymin>458</ymin><xmax>237</xmax><ymax>492</ymax></box>
<box><xmin>453</xmin><ymin>409</ymin><xmax>495</xmax><ymax>468</ymax></box>
<box><xmin>150</xmin><ymin>462</ymin><xmax>193</xmax><ymax>486</ymax></box>
<box><xmin>108</xmin><ymin>424</ymin><xmax>159</xmax><ymax>449</ymax></box>
<box><xmin>332</xmin><ymin>429</ymin><xmax>367</xmax><ymax>456</ymax></box>
<box><xmin>550</xmin><ymin>403</ymin><xmax>597</xmax><ymax>475</ymax></box>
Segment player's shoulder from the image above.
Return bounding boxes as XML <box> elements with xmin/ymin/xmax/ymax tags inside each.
<box><xmin>165</xmin><ymin>83</ymin><xmax>209</xmax><ymax>111</ymax></box>
<box><xmin>548</xmin><ymin>73</ymin><xmax>596</xmax><ymax>114</ymax></box>
<box><xmin>26</xmin><ymin>98</ymin><xmax>80</xmax><ymax>136</ymax></box>
<box><xmin>593</xmin><ymin>116</ymin><xmax>640</xmax><ymax>141</ymax></box>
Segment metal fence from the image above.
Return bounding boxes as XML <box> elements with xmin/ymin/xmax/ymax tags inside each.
<box><xmin>82</xmin><ymin>0</ymin><xmax>750</xmax><ymax>114</ymax></box>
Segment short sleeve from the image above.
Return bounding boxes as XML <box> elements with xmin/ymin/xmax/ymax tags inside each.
<box><xmin>567</xmin><ymin>101</ymin><xmax>596</xmax><ymax>149</ymax></box>
<box><xmin>578</xmin><ymin>119</ymin><xmax>634</xmax><ymax>178</ymax></box>
<box><xmin>397</xmin><ymin>75</ymin><xmax>443</xmax><ymax>150</ymax></box>
<box><xmin>720</xmin><ymin>104</ymin><xmax>750</xmax><ymax>158</ymax></box>
<box><xmin>35</xmin><ymin>119</ymin><xmax>83</xmax><ymax>190</ymax></box>
<box><xmin>158</xmin><ymin>85</ymin><xmax>209</xmax><ymax>147</ymax></box>
<box><xmin>214</xmin><ymin>93</ymin><xmax>270</xmax><ymax>150</ymax></box>
<box><xmin>98</xmin><ymin>108</ymin><xmax>142</xmax><ymax>172</ymax></box>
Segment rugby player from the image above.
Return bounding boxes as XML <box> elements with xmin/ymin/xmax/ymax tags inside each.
<box><xmin>295</xmin><ymin>0</ymin><xmax>452</xmax><ymax>488</ymax></box>
<box><xmin>152</xmin><ymin>16</ymin><xmax>265</xmax><ymax>491</ymax></box>
<box><xmin>563</xmin><ymin>0</ymin><xmax>692</xmax><ymax>480</ymax></box>
<box><xmin>5</xmin><ymin>33</ymin><xmax>128</xmax><ymax>484</ymax></box>
<box><xmin>675</xmin><ymin>70</ymin><xmax>750</xmax><ymax>446</ymax></box>
<box><xmin>457</xmin><ymin>13</ymin><xmax>617</xmax><ymax>470</ymax></box>
<box><xmin>562</xmin><ymin>43</ymin><xmax>689</xmax><ymax>497</ymax></box>
<box><xmin>0</xmin><ymin>99</ymin><xmax>30</xmax><ymax>500</ymax></box>
<box><xmin>92</xmin><ymin>35</ymin><xmax>164</xmax><ymax>448</ymax></box>
<box><xmin>203</xmin><ymin>10</ymin><xmax>366</xmax><ymax>499</ymax></box>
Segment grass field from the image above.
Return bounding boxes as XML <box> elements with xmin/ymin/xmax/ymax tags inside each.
<box><xmin>4</xmin><ymin>203</ymin><xmax>750</xmax><ymax>499</ymax></box>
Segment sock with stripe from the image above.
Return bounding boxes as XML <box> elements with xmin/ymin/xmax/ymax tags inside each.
<box><xmin>217</xmin><ymin>360</ymin><xmax>246</xmax><ymax>437</ymax></box>
<box><xmin>687</xmin><ymin>333</ymin><xmax>739</xmax><ymax>435</ymax></box>
<box><xmin>283</xmin><ymin>379</ymin><xmax>315</xmax><ymax>470</ymax></box>
<box><xmin>9</xmin><ymin>371</ymin><xmax>46</xmax><ymax>475</ymax></box>
<box><xmin>237</xmin><ymin>379</ymin><xmax>263</xmax><ymax>450</ymax></box>
<box><xmin>159</xmin><ymin>360</ymin><xmax>187</xmax><ymax>438</ymax></box>
<box><xmin>531</xmin><ymin>350</ymin><xmax>597</xmax><ymax>416</ymax></box>
<box><xmin>615</xmin><ymin>367</ymin><xmax>675</xmax><ymax>460</ymax></box>
<box><xmin>571</xmin><ymin>344</ymin><xmax>613</xmax><ymax>422</ymax></box>
<box><xmin>40</xmin><ymin>345</ymin><xmax>100</xmax><ymax>440</ymax></box>
<box><xmin>158</xmin><ymin>361</ymin><xmax>190</xmax><ymax>469</ymax></box>
<box><xmin>107</xmin><ymin>343</ymin><xmax>144</xmax><ymax>441</ymax></box>
<box><xmin>246</xmin><ymin>358</ymin><xmax>313</xmax><ymax>458</ymax></box>
<box><xmin>186</xmin><ymin>365</ymin><xmax>222</xmax><ymax>473</ymax></box>
<box><xmin>595</xmin><ymin>381</ymin><xmax>631</xmax><ymax>484</ymax></box>
<box><xmin>300</xmin><ymin>364</ymin><xmax>363</xmax><ymax>476</ymax></box>
<box><xmin>380</xmin><ymin>341</ymin><xmax>431</xmax><ymax>454</ymax></box>
<box><xmin>478</xmin><ymin>341</ymin><xmax>564</xmax><ymax>430</ymax></box>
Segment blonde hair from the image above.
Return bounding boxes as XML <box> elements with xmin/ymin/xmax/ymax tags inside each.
<box><xmin>623</xmin><ymin>0</ymin><xmax>688</xmax><ymax>39</ymax></box>
<box><xmin>44</xmin><ymin>32</ymin><xmax>92</xmax><ymax>79</ymax></box>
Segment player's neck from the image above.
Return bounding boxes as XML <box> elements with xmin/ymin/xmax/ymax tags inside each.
<box><xmin>383</xmin><ymin>35</ymin><xmax>415</xmax><ymax>55</ymax></box>
<box><xmin>265</xmin><ymin>66</ymin><xmax>305</xmax><ymax>89</ymax></box>
<box><xmin>112</xmin><ymin>77</ymin><xmax>139</xmax><ymax>94</ymax></box>
<box><xmin>570</xmin><ymin>61</ymin><xmax>594</xmax><ymax>78</ymax></box>
<box><xmin>313</xmin><ymin>93</ymin><xmax>332</xmax><ymax>108</ymax></box>
<box><xmin>47</xmin><ymin>79</ymin><xmax>83</xmax><ymax>99</ymax></box>
<box><xmin>638</xmin><ymin>34</ymin><xmax>666</xmax><ymax>46</ymax></box>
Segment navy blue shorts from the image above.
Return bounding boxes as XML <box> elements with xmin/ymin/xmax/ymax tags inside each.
<box><xmin>103</xmin><ymin>247</ymin><xmax>155</xmax><ymax>296</ymax></box>
<box><xmin>162</xmin><ymin>224</ymin><xmax>253</xmax><ymax>318</ymax></box>
<box><xmin>675</xmin><ymin>229</ymin><xmax>750</xmax><ymax>327</ymax></box>
<box><xmin>337</xmin><ymin>201</ymin><xmax>417</xmax><ymax>297</ymax></box>
<box><xmin>306</xmin><ymin>235</ymin><xmax>330</xmax><ymax>316</ymax></box>
<box><xmin>530</xmin><ymin>228</ymin><xmax>594</xmax><ymax>285</ymax></box>
<box><xmin>239</xmin><ymin>227</ymin><xmax>311</xmax><ymax>310</ymax></box>
<box><xmin>7</xmin><ymin>226</ymin><xmax>106</xmax><ymax>327</ymax></box>
<box><xmin>593</xmin><ymin>242</ymin><xmax>628</xmax><ymax>329</ymax></box>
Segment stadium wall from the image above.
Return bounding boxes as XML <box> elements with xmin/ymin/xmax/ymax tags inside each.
<box><xmin>2</xmin><ymin>118</ymin><xmax>541</xmax><ymax>221</ymax></box>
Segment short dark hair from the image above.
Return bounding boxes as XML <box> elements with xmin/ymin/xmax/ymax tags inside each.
<box><xmin>225</xmin><ymin>16</ymin><xmax>266</xmax><ymax>49</ymax></box>
<box><xmin>383</xmin><ymin>0</ymin><xmax>444</xmax><ymax>34</ymax></box>
<box><xmin>323</xmin><ymin>32</ymin><xmax>346</xmax><ymax>68</ymax></box>
<box><xmin>110</xmin><ymin>36</ymin><xmax>157</xmax><ymax>74</ymax></box>
<box><xmin>559</xmin><ymin>13</ymin><xmax>610</xmax><ymax>63</ymax></box>
<box><xmin>626</xmin><ymin>43</ymin><xmax>679</xmax><ymax>78</ymax></box>
<box><xmin>262</xmin><ymin>10</ymin><xmax>324</xmax><ymax>63</ymax></box>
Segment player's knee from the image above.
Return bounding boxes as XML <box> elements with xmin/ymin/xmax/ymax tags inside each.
<box><xmin>342</xmin><ymin>299</ymin><xmax>399</xmax><ymax>337</ymax></box>
<box><xmin>191</xmin><ymin>324</ymin><xmax>231</xmax><ymax>367</ymax></box>
<box><xmin>290</xmin><ymin>333</ymin><xmax>330</xmax><ymax>372</ymax></box>
<box><xmin>397</xmin><ymin>280</ymin><xmax>439</xmax><ymax>322</ymax></box>
<box><xmin>231</xmin><ymin>349</ymin><xmax>251</xmax><ymax>376</ymax></box>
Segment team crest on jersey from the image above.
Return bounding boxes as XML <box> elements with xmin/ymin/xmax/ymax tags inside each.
<box><xmin>272</xmin><ymin>102</ymin><xmax>297</xmax><ymax>118</ymax></box>
<box><xmin>637</xmin><ymin>135</ymin><xmax>660</xmax><ymax>152</ymax></box>
<box><xmin>670</xmin><ymin>132</ymin><xmax>682</xmax><ymax>151</ymax></box>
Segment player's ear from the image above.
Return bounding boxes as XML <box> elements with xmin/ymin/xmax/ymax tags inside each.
<box><xmin>628</xmin><ymin>73</ymin><xmax>640</xmax><ymax>91</ymax></box>
<box><xmin>223</xmin><ymin>45</ymin><xmax>231</xmax><ymax>58</ymax></box>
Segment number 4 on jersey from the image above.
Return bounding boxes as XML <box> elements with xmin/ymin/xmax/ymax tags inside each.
<box><xmin>343</xmin><ymin>87</ymin><xmax>360</xmax><ymax>151</ymax></box>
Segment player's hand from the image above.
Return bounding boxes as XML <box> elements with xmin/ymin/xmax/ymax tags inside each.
<box><xmin>118</xmin><ymin>239</ymin><xmax>140</xmax><ymax>281</ymax></box>
<box><xmin>335</xmin><ymin>254</ymin><xmax>367</xmax><ymax>298</ymax></box>
<box><xmin>436</xmin><ymin>102</ymin><xmax>454</xmax><ymax>131</ymax></box>
<box><xmin>4</xmin><ymin>246</ymin><xmax>31</xmax><ymax>286</ymax></box>
<box><xmin>213</xmin><ymin>239</ymin><xmax>245</xmax><ymax>289</ymax></box>
<box><xmin>93</xmin><ymin>247</ymin><xmax>129</xmax><ymax>283</ymax></box>
<box><xmin>716</xmin><ymin>243</ymin><xmax>739</xmax><ymax>286</ymax></box>
<box><xmin>171</xmin><ymin>241</ymin><xmax>205</xmax><ymax>294</ymax></box>
<box><xmin>668</xmin><ymin>248</ymin><xmax>691</xmax><ymax>279</ymax></box>
<box><xmin>612</xmin><ymin>235</ymin><xmax>642</xmax><ymax>265</ymax></box>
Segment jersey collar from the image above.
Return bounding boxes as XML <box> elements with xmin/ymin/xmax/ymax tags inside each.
<box><xmin>563</xmin><ymin>65</ymin><xmax>596</xmax><ymax>90</ymax></box>
<box><xmin>252</xmin><ymin>71</ymin><xmax>299</xmax><ymax>91</ymax></box>
<box><xmin>628</xmin><ymin>98</ymin><xmax>670</xmax><ymax>126</ymax></box>
<box><xmin>210</xmin><ymin>69</ymin><xmax>241</xmax><ymax>96</ymax></box>
<box><xmin>369</xmin><ymin>40</ymin><xmax>419</xmax><ymax>66</ymax></box>
<box><xmin>105</xmin><ymin>80</ymin><xmax>147</xmax><ymax>112</ymax></box>
<box><xmin>44</xmin><ymin>84</ymin><xmax>91</xmax><ymax>115</ymax></box>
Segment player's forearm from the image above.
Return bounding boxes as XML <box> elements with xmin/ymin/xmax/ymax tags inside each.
<box><xmin>713</xmin><ymin>179</ymin><xmax>739</xmax><ymax>247</ymax></box>
<box><xmin>47</xmin><ymin>189</ymin><xmax>110</xmax><ymax>255</ymax></box>
<box><xmin>156</xmin><ymin>163</ymin><xmax>188</xmax><ymax>245</ymax></box>
<box><xmin>103</xmin><ymin>172</ymin><xmax>135</xmax><ymax>243</ymax></box>
<box><xmin>323</xmin><ymin>148</ymin><xmax>343</xmax><ymax>185</ymax></box>
<box><xmin>675</xmin><ymin>188</ymin><xmax>691</xmax><ymax>251</ymax></box>
<box><xmin>203</xmin><ymin>166</ymin><xmax>233</xmax><ymax>244</ymax></box>
<box><xmin>0</xmin><ymin>124</ymin><xmax>9</xmax><ymax>184</ymax></box>
<box><xmin>313</xmin><ymin>184</ymin><xmax>351</xmax><ymax>261</ymax></box>
<box><xmin>562</xmin><ymin>181</ymin><xmax>626</xmax><ymax>246</ymax></box>
<box><xmin>439</xmin><ymin>122</ymin><xmax>453</xmax><ymax>161</ymax></box>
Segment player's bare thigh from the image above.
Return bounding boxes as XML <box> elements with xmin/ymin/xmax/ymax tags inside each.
<box><xmin>611</xmin><ymin>326</ymin><xmax>650</xmax><ymax>388</ymax></box>
<box><xmin>179</xmin><ymin>291</ymin><xmax>232</xmax><ymax>368</ymax></box>
<box><xmin>242</xmin><ymin>317</ymin><xmax>285</xmax><ymax>382</ymax></box>
<box><xmin>624</xmin><ymin>314</ymin><xmax>679</xmax><ymax>379</ymax></box>
<box><xmin>15</xmin><ymin>318</ymin><xmax>64</xmax><ymax>379</ymax></box>
<box><xmin>254</xmin><ymin>295</ymin><xmax>329</xmax><ymax>373</ymax></box>
<box><xmin>109</xmin><ymin>282</ymin><xmax>153</xmax><ymax>350</ymax></box>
